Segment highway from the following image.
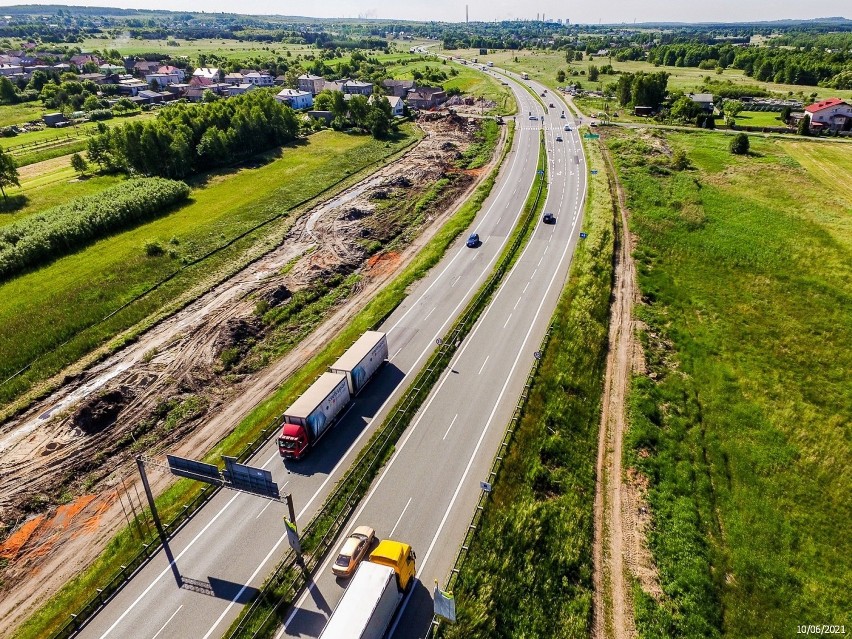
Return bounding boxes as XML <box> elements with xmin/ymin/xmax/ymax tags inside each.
<box><xmin>77</xmin><ymin>65</ymin><xmax>555</xmax><ymax>638</ymax></box>
<box><xmin>278</xmin><ymin>66</ymin><xmax>588</xmax><ymax>638</ymax></box>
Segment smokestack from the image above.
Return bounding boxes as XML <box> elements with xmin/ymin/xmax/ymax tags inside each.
<box><xmin>466</xmin><ymin>4</ymin><xmax>468</xmax><ymax>23</ymax></box>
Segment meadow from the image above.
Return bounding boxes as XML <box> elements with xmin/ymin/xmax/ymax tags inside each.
<box><xmin>448</xmin><ymin>47</ymin><xmax>852</xmax><ymax>102</ymax></box>
<box><xmin>608</xmin><ymin>128</ymin><xmax>851</xmax><ymax>637</ymax></box>
<box><xmin>440</xmin><ymin>135</ymin><xmax>615</xmax><ymax>638</ymax></box>
<box><xmin>0</xmin><ymin>127</ymin><xmax>416</xmax><ymax>407</ymax></box>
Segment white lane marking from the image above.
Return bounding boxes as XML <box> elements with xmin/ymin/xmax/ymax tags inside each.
<box><xmin>443</xmin><ymin>414</ymin><xmax>459</xmax><ymax>440</ymax></box>
<box><xmin>391</xmin><ymin>346</ymin><xmax>403</xmax><ymax>360</ymax></box>
<box><xmin>424</xmin><ymin>306</ymin><xmax>436</xmax><ymax>320</ymax></box>
<box><xmin>477</xmin><ymin>355</ymin><xmax>490</xmax><ymax>375</ymax></box>
<box><xmin>262</xmin><ymin>451</ymin><xmax>278</xmax><ymax>469</ymax></box>
<box><xmin>537</xmin><ymin>256</ymin><xmax>544</xmax><ymax>267</ymax></box>
<box><xmin>151</xmin><ymin>605</ymin><xmax>182</xmax><ymax>639</ymax></box>
<box><xmin>503</xmin><ymin>313</ymin><xmax>512</xmax><ymax>328</ymax></box>
<box><xmin>513</xmin><ymin>296</ymin><xmax>522</xmax><ymax>310</ymax></box>
<box><xmin>389</xmin><ymin>498</ymin><xmax>413</xmax><ymax>538</ymax></box>
<box><xmin>418</xmin><ymin>189</ymin><xmax>585</xmax><ymax>578</ymax></box>
<box><xmin>522</xmin><ymin>281</ymin><xmax>530</xmax><ymax>294</ymax></box>
<box><xmin>97</xmin><ymin>492</ymin><xmax>242</xmax><ymax>639</ymax></box>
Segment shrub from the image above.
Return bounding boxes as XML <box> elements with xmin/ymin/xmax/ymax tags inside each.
<box><xmin>0</xmin><ymin>178</ymin><xmax>190</xmax><ymax>280</ymax></box>
<box><xmin>729</xmin><ymin>132</ymin><xmax>749</xmax><ymax>155</ymax></box>
<box><xmin>143</xmin><ymin>240</ymin><xmax>165</xmax><ymax>257</ymax></box>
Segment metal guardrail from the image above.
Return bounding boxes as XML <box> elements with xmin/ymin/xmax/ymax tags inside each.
<box><xmin>226</xmin><ymin>136</ymin><xmax>548</xmax><ymax>639</ymax></box>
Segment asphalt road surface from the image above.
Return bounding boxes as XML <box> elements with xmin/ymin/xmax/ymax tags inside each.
<box><xmin>78</xmin><ymin>67</ymin><xmax>561</xmax><ymax>639</ymax></box>
<box><xmin>277</xmin><ymin>66</ymin><xmax>588</xmax><ymax>639</ymax></box>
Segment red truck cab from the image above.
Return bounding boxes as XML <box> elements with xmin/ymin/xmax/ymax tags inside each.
<box><xmin>278</xmin><ymin>422</ymin><xmax>308</xmax><ymax>459</ymax></box>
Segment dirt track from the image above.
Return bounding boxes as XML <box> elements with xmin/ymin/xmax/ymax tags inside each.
<box><xmin>0</xmin><ymin>114</ymin><xmax>499</xmax><ymax>635</ymax></box>
<box><xmin>593</xmin><ymin>137</ymin><xmax>661</xmax><ymax>639</ymax></box>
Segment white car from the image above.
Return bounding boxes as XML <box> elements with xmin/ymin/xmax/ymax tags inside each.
<box><xmin>564</xmin><ymin>125</ymin><xmax>572</xmax><ymax>131</ymax></box>
<box><xmin>529</xmin><ymin>115</ymin><xmax>537</xmax><ymax>120</ymax></box>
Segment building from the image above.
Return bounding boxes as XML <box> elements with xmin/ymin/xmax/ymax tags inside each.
<box><xmin>688</xmin><ymin>93</ymin><xmax>715</xmax><ymax>113</ymax></box>
<box><xmin>132</xmin><ymin>60</ymin><xmax>160</xmax><ymax>75</ymax></box>
<box><xmin>0</xmin><ymin>64</ymin><xmax>22</xmax><ymax>76</ymax></box>
<box><xmin>382</xmin><ymin>79</ymin><xmax>415</xmax><ymax>98</ymax></box>
<box><xmin>189</xmin><ymin>75</ymin><xmax>214</xmax><ymax>88</ymax></box>
<box><xmin>405</xmin><ymin>86</ymin><xmax>447</xmax><ymax>110</ymax></box>
<box><xmin>228</xmin><ymin>83</ymin><xmax>257</xmax><ymax>96</ymax></box>
<box><xmin>370</xmin><ymin>94</ymin><xmax>404</xmax><ymax>116</ymax></box>
<box><xmin>297</xmin><ymin>73</ymin><xmax>325</xmax><ymax>95</ymax></box>
<box><xmin>137</xmin><ymin>90</ymin><xmax>166</xmax><ymax>104</ymax></box>
<box><xmin>243</xmin><ymin>72</ymin><xmax>275</xmax><ymax>87</ymax></box>
<box><xmin>145</xmin><ymin>72</ymin><xmax>180</xmax><ymax>88</ymax></box>
<box><xmin>78</xmin><ymin>72</ymin><xmax>107</xmax><ymax>84</ymax></box>
<box><xmin>193</xmin><ymin>67</ymin><xmax>220</xmax><ymax>81</ymax></box>
<box><xmin>343</xmin><ymin>80</ymin><xmax>373</xmax><ymax>96</ymax></box>
<box><xmin>804</xmin><ymin>98</ymin><xmax>852</xmax><ymax>132</ymax></box>
<box><xmin>42</xmin><ymin>112</ymin><xmax>67</xmax><ymax>127</ymax></box>
<box><xmin>118</xmin><ymin>79</ymin><xmax>148</xmax><ymax>96</ymax></box>
<box><xmin>275</xmin><ymin>88</ymin><xmax>313</xmax><ymax>110</ymax></box>
<box><xmin>70</xmin><ymin>53</ymin><xmax>103</xmax><ymax>67</ymax></box>
<box><xmin>157</xmin><ymin>65</ymin><xmax>185</xmax><ymax>81</ymax></box>
<box><xmin>100</xmin><ymin>63</ymin><xmax>127</xmax><ymax>76</ymax></box>
<box><xmin>224</xmin><ymin>72</ymin><xmax>244</xmax><ymax>85</ymax></box>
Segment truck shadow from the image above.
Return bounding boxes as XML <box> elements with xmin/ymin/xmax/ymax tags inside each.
<box><xmin>283</xmin><ymin>363</ymin><xmax>406</xmax><ymax>477</ymax></box>
<box><xmin>391</xmin><ymin>579</ymin><xmax>434</xmax><ymax>639</ymax></box>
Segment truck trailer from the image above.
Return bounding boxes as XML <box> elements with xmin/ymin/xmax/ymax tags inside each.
<box><xmin>319</xmin><ymin>540</ymin><xmax>416</xmax><ymax>639</ymax></box>
<box><xmin>330</xmin><ymin>331</ymin><xmax>388</xmax><ymax>395</ymax></box>
<box><xmin>278</xmin><ymin>372</ymin><xmax>350</xmax><ymax>459</ymax></box>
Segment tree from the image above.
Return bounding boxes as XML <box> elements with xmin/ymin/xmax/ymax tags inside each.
<box><xmin>588</xmin><ymin>65</ymin><xmax>600</xmax><ymax>82</ymax></box>
<box><xmin>723</xmin><ymin>99</ymin><xmax>743</xmax><ymax>117</ymax></box>
<box><xmin>780</xmin><ymin>105</ymin><xmax>792</xmax><ymax>124</ymax></box>
<box><xmin>0</xmin><ymin>76</ymin><xmax>18</xmax><ymax>104</ymax></box>
<box><xmin>70</xmin><ymin>152</ymin><xmax>88</xmax><ymax>176</ymax></box>
<box><xmin>797</xmin><ymin>113</ymin><xmax>811</xmax><ymax>136</ymax></box>
<box><xmin>670</xmin><ymin>95</ymin><xmax>702</xmax><ymax>121</ymax></box>
<box><xmin>556</xmin><ymin>69</ymin><xmax>566</xmax><ymax>83</ymax></box>
<box><xmin>730</xmin><ymin>132</ymin><xmax>749</xmax><ymax>155</ymax></box>
<box><xmin>0</xmin><ymin>147</ymin><xmax>20</xmax><ymax>202</ymax></box>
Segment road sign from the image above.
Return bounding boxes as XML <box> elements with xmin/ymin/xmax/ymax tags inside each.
<box><xmin>434</xmin><ymin>583</ymin><xmax>457</xmax><ymax>622</ymax></box>
<box><xmin>534</xmin><ymin>351</ymin><xmax>543</xmax><ymax>360</ymax></box>
<box><xmin>536</xmin><ymin>169</ymin><xmax>545</xmax><ymax>175</ymax></box>
<box><xmin>436</xmin><ymin>338</ymin><xmax>443</xmax><ymax>346</ymax></box>
<box><xmin>580</xmin><ymin>232</ymin><xmax>588</xmax><ymax>239</ymax></box>
<box><xmin>284</xmin><ymin>517</ymin><xmax>301</xmax><ymax>554</ymax></box>
<box><xmin>584</xmin><ymin>133</ymin><xmax>601</xmax><ymax>139</ymax></box>
<box><xmin>480</xmin><ymin>481</ymin><xmax>492</xmax><ymax>493</ymax></box>
<box><xmin>591</xmin><ymin>169</ymin><xmax>598</xmax><ymax>174</ymax></box>
<box><xmin>222</xmin><ymin>456</ymin><xmax>279</xmax><ymax>499</ymax></box>
<box><xmin>167</xmin><ymin>455</ymin><xmax>222</xmax><ymax>485</ymax></box>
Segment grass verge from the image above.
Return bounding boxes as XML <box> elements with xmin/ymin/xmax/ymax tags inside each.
<box><xmin>15</xmin><ymin>122</ymin><xmax>512</xmax><ymax>639</ymax></box>
<box><xmin>610</xmin><ymin>128</ymin><xmax>851</xmax><ymax>638</ymax></box>
<box><xmin>436</xmin><ymin>134</ymin><xmax>615</xmax><ymax>639</ymax></box>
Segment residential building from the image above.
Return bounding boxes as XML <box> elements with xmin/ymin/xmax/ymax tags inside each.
<box><xmin>0</xmin><ymin>64</ymin><xmax>22</xmax><ymax>76</ymax></box>
<box><xmin>189</xmin><ymin>75</ymin><xmax>214</xmax><ymax>88</ymax></box>
<box><xmin>275</xmin><ymin>88</ymin><xmax>313</xmax><ymax>110</ymax></box>
<box><xmin>343</xmin><ymin>80</ymin><xmax>373</xmax><ymax>96</ymax></box>
<box><xmin>804</xmin><ymin>97</ymin><xmax>852</xmax><ymax>131</ymax></box>
<box><xmin>323</xmin><ymin>80</ymin><xmax>346</xmax><ymax>93</ymax></box>
<box><xmin>224</xmin><ymin>72</ymin><xmax>244</xmax><ymax>85</ymax></box>
<box><xmin>118</xmin><ymin>78</ymin><xmax>148</xmax><ymax>96</ymax></box>
<box><xmin>145</xmin><ymin>72</ymin><xmax>180</xmax><ymax>88</ymax></box>
<box><xmin>243</xmin><ymin>72</ymin><xmax>275</xmax><ymax>87</ymax></box>
<box><xmin>688</xmin><ymin>93</ymin><xmax>715</xmax><ymax>113</ymax></box>
<box><xmin>382</xmin><ymin>79</ymin><xmax>415</xmax><ymax>98</ymax></box>
<box><xmin>370</xmin><ymin>94</ymin><xmax>404</xmax><ymax>116</ymax></box>
<box><xmin>229</xmin><ymin>83</ymin><xmax>257</xmax><ymax>96</ymax></box>
<box><xmin>298</xmin><ymin>73</ymin><xmax>325</xmax><ymax>94</ymax></box>
<box><xmin>100</xmin><ymin>63</ymin><xmax>127</xmax><ymax>76</ymax></box>
<box><xmin>157</xmin><ymin>65</ymin><xmax>185</xmax><ymax>81</ymax></box>
<box><xmin>193</xmin><ymin>67</ymin><xmax>220</xmax><ymax>81</ymax></box>
<box><xmin>405</xmin><ymin>86</ymin><xmax>447</xmax><ymax>110</ymax></box>
<box><xmin>70</xmin><ymin>53</ymin><xmax>103</xmax><ymax>67</ymax></box>
<box><xmin>137</xmin><ymin>90</ymin><xmax>166</xmax><ymax>104</ymax></box>
<box><xmin>78</xmin><ymin>72</ymin><xmax>107</xmax><ymax>84</ymax></box>
<box><xmin>132</xmin><ymin>60</ymin><xmax>160</xmax><ymax>75</ymax></box>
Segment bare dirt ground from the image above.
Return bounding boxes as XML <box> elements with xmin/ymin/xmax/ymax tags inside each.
<box><xmin>593</xmin><ymin>140</ymin><xmax>662</xmax><ymax>639</ymax></box>
<box><xmin>0</xmin><ymin>114</ymin><xmax>503</xmax><ymax>636</ymax></box>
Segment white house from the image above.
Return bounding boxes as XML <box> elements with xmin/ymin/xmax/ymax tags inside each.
<box><xmin>229</xmin><ymin>83</ymin><xmax>257</xmax><ymax>96</ymax></box>
<box><xmin>193</xmin><ymin>67</ymin><xmax>220</xmax><ymax>81</ymax></box>
<box><xmin>145</xmin><ymin>72</ymin><xmax>180</xmax><ymax>88</ymax></box>
<box><xmin>224</xmin><ymin>72</ymin><xmax>244</xmax><ymax>86</ymax></box>
<box><xmin>370</xmin><ymin>94</ymin><xmax>404</xmax><ymax>117</ymax></box>
<box><xmin>243</xmin><ymin>72</ymin><xmax>275</xmax><ymax>87</ymax></box>
<box><xmin>804</xmin><ymin>98</ymin><xmax>852</xmax><ymax>132</ymax></box>
<box><xmin>275</xmin><ymin>88</ymin><xmax>313</xmax><ymax>110</ymax></box>
<box><xmin>157</xmin><ymin>65</ymin><xmax>185</xmax><ymax>81</ymax></box>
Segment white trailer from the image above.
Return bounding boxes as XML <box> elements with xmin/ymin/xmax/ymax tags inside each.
<box><xmin>329</xmin><ymin>331</ymin><xmax>388</xmax><ymax>395</ymax></box>
<box><xmin>319</xmin><ymin>562</ymin><xmax>402</xmax><ymax>639</ymax></box>
<box><xmin>278</xmin><ymin>372</ymin><xmax>351</xmax><ymax>458</ymax></box>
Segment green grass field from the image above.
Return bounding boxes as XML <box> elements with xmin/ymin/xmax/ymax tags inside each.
<box><xmin>731</xmin><ymin>110</ymin><xmax>790</xmax><ymax>128</ymax></box>
<box><xmin>608</xmin><ymin>128</ymin><xmax>851</xmax><ymax>638</ymax></box>
<box><xmin>0</xmin><ymin>128</ymin><xmax>416</xmax><ymax>407</ymax></box>
<box><xmin>79</xmin><ymin>37</ymin><xmax>316</xmax><ymax>58</ymax></box>
<box><xmin>0</xmin><ymin>102</ymin><xmax>46</xmax><ymax>128</ymax></box>
<box><xmin>448</xmin><ymin>48</ymin><xmax>852</xmax><ymax>102</ymax></box>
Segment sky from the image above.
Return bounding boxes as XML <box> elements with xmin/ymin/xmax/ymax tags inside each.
<box><xmin>2</xmin><ymin>0</ymin><xmax>849</xmax><ymax>23</ymax></box>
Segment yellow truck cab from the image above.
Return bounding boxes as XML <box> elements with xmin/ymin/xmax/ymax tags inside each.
<box><xmin>369</xmin><ymin>540</ymin><xmax>416</xmax><ymax>591</ymax></box>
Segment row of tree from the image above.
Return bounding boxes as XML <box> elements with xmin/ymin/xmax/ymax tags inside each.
<box><xmin>86</xmin><ymin>91</ymin><xmax>300</xmax><ymax>178</ymax></box>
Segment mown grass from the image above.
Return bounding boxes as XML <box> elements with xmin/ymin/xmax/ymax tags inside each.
<box><xmin>16</xmin><ymin>120</ymin><xmax>512</xmax><ymax>639</ymax></box>
<box><xmin>732</xmin><ymin>110</ymin><xmax>790</xmax><ymax>128</ymax></box>
<box><xmin>439</xmin><ymin>134</ymin><xmax>615</xmax><ymax>639</ymax></box>
<box><xmin>448</xmin><ymin>48</ymin><xmax>852</xmax><ymax>102</ymax></box>
<box><xmin>0</xmin><ymin>128</ymin><xmax>417</xmax><ymax>410</ymax></box>
<box><xmin>0</xmin><ymin>102</ymin><xmax>46</xmax><ymax>128</ymax></box>
<box><xmin>609</xmin><ymin>128</ymin><xmax>852</xmax><ymax>638</ymax></box>
<box><xmin>0</xmin><ymin>163</ymin><xmax>124</xmax><ymax>224</ymax></box>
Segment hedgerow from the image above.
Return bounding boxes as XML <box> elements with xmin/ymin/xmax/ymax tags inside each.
<box><xmin>0</xmin><ymin>177</ymin><xmax>189</xmax><ymax>280</ymax></box>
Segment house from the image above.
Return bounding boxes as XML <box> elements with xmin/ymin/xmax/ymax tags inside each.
<box><xmin>0</xmin><ymin>64</ymin><xmax>22</xmax><ymax>76</ymax></box>
<box><xmin>405</xmin><ymin>86</ymin><xmax>447</xmax><ymax>110</ymax></box>
<box><xmin>137</xmin><ymin>90</ymin><xmax>165</xmax><ymax>104</ymax></box>
<box><xmin>70</xmin><ymin>53</ymin><xmax>103</xmax><ymax>67</ymax></box>
<box><xmin>78</xmin><ymin>72</ymin><xmax>107</xmax><ymax>84</ymax></box>
<box><xmin>184</xmin><ymin>87</ymin><xmax>208</xmax><ymax>102</ymax></box>
<box><xmin>370</xmin><ymin>94</ymin><xmax>404</xmax><ymax>116</ymax></box>
<box><xmin>323</xmin><ymin>80</ymin><xmax>346</xmax><ymax>93</ymax></box>
<box><xmin>688</xmin><ymin>93</ymin><xmax>715</xmax><ymax>113</ymax></box>
<box><xmin>297</xmin><ymin>73</ymin><xmax>325</xmax><ymax>94</ymax></box>
<box><xmin>343</xmin><ymin>80</ymin><xmax>373</xmax><ymax>96</ymax></box>
<box><xmin>275</xmin><ymin>88</ymin><xmax>313</xmax><ymax>110</ymax></box>
<box><xmin>52</xmin><ymin>63</ymin><xmax>72</xmax><ymax>73</ymax></box>
<box><xmin>193</xmin><ymin>67</ymin><xmax>220</xmax><ymax>81</ymax></box>
<box><xmin>382</xmin><ymin>79</ymin><xmax>415</xmax><ymax>98</ymax></box>
<box><xmin>307</xmin><ymin>110</ymin><xmax>334</xmax><ymax>123</ymax></box>
<box><xmin>243</xmin><ymin>72</ymin><xmax>275</xmax><ymax>87</ymax></box>
<box><xmin>132</xmin><ymin>60</ymin><xmax>160</xmax><ymax>75</ymax></box>
<box><xmin>228</xmin><ymin>83</ymin><xmax>257</xmax><ymax>96</ymax></box>
<box><xmin>100</xmin><ymin>64</ymin><xmax>126</xmax><ymax>76</ymax></box>
<box><xmin>157</xmin><ymin>65</ymin><xmax>184</xmax><ymax>81</ymax></box>
<box><xmin>165</xmin><ymin>83</ymin><xmax>190</xmax><ymax>96</ymax></box>
<box><xmin>118</xmin><ymin>79</ymin><xmax>148</xmax><ymax>96</ymax></box>
<box><xmin>804</xmin><ymin>98</ymin><xmax>852</xmax><ymax>132</ymax></box>
<box><xmin>224</xmin><ymin>72</ymin><xmax>244</xmax><ymax>86</ymax></box>
<box><xmin>145</xmin><ymin>72</ymin><xmax>179</xmax><ymax>88</ymax></box>
<box><xmin>634</xmin><ymin>105</ymin><xmax>655</xmax><ymax>117</ymax></box>
<box><xmin>275</xmin><ymin>75</ymin><xmax>287</xmax><ymax>86</ymax></box>
<box><xmin>189</xmin><ymin>75</ymin><xmax>214</xmax><ymax>88</ymax></box>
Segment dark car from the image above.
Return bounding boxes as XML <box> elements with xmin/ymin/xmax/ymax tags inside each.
<box><xmin>543</xmin><ymin>213</ymin><xmax>556</xmax><ymax>224</ymax></box>
<box><xmin>467</xmin><ymin>233</ymin><xmax>481</xmax><ymax>247</ymax></box>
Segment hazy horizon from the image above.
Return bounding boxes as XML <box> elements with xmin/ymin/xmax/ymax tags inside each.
<box><xmin>1</xmin><ymin>0</ymin><xmax>849</xmax><ymax>25</ymax></box>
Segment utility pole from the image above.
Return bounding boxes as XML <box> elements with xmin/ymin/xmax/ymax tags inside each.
<box><xmin>136</xmin><ymin>456</ymin><xmax>166</xmax><ymax>545</ymax></box>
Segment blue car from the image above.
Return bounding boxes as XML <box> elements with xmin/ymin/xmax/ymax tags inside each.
<box><xmin>466</xmin><ymin>233</ymin><xmax>480</xmax><ymax>248</ymax></box>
